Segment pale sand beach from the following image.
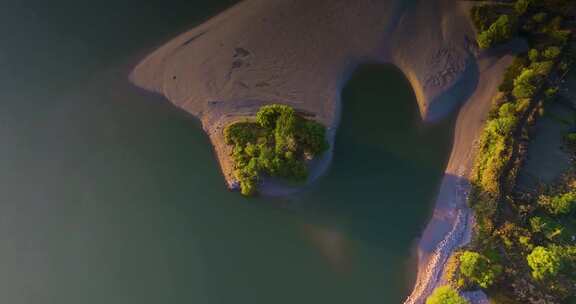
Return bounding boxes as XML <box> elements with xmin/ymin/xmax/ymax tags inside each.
<box><xmin>130</xmin><ymin>0</ymin><xmax>513</xmax><ymax>302</ymax></box>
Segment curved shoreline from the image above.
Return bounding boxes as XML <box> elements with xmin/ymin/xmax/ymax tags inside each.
<box><xmin>404</xmin><ymin>54</ymin><xmax>515</xmax><ymax>303</ymax></box>
<box><xmin>128</xmin><ymin>1</ymin><xmax>510</xmax><ymax>302</ymax></box>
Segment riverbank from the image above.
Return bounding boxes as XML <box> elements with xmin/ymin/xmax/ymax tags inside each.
<box><xmin>404</xmin><ymin>54</ymin><xmax>515</xmax><ymax>304</ymax></box>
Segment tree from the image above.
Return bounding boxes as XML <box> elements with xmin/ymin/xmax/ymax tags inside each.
<box><xmin>538</xmin><ymin>191</ymin><xmax>576</xmax><ymax>215</ymax></box>
<box><xmin>512</xmin><ymin>69</ymin><xmax>539</xmax><ymax>99</ymax></box>
<box><xmin>528</xmin><ymin>49</ymin><xmax>540</xmax><ymax>62</ymax></box>
<box><xmin>527</xmin><ymin>246</ymin><xmax>562</xmax><ymax>280</ymax></box>
<box><xmin>515</xmin><ymin>0</ymin><xmax>536</xmax><ymax>15</ymax></box>
<box><xmin>476</xmin><ymin>15</ymin><xmax>516</xmax><ymax>49</ymax></box>
<box><xmin>459</xmin><ymin>251</ymin><xmax>502</xmax><ymax>288</ymax></box>
<box><xmin>426</xmin><ymin>286</ymin><xmax>469</xmax><ymax>304</ymax></box>
<box><xmin>542</xmin><ymin>46</ymin><xmax>561</xmax><ymax>59</ymax></box>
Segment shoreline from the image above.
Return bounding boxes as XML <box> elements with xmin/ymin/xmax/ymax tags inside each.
<box><xmin>128</xmin><ymin>0</ymin><xmax>507</xmax><ymax>302</ymax></box>
<box><xmin>405</xmin><ymin>54</ymin><xmax>515</xmax><ymax>303</ymax></box>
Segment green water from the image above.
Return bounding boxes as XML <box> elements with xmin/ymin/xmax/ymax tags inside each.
<box><xmin>0</xmin><ymin>1</ymin><xmax>453</xmax><ymax>303</ymax></box>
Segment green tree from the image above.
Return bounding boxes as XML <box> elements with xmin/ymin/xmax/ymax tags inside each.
<box><xmin>527</xmin><ymin>246</ymin><xmax>562</xmax><ymax>280</ymax></box>
<box><xmin>426</xmin><ymin>286</ymin><xmax>468</xmax><ymax>304</ymax></box>
<box><xmin>459</xmin><ymin>251</ymin><xmax>502</xmax><ymax>288</ymax></box>
<box><xmin>538</xmin><ymin>191</ymin><xmax>576</xmax><ymax>215</ymax></box>
<box><xmin>528</xmin><ymin>49</ymin><xmax>540</xmax><ymax>62</ymax></box>
<box><xmin>514</xmin><ymin>0</ymin><xmax>534</xmax><ymax>15</ymax></box>
<box><xmin>476</xmin><ymin>15</ymin><xmax>516</xmax><ymax>49</ymax></box>
<box><xmin>512</xmin><ymin>69</ymin><xmax>539</xmax><ymax>99</ymax></box>
<box><xmin>542</xmin><ymin>46</ymin><xmax>562</xmax><ymax>59</ymax></box>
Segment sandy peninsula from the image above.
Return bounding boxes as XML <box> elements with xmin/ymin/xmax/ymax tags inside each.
<box><xmin>130</xmin><ymin>0</ymin><xmax>514</xmax><ymax>302</ymax></box>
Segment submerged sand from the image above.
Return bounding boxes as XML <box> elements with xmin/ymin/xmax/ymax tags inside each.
<box><xmin>130</xmin><ymin>0</ymin><xmax>512</xmax><ymax>302</ymax></box>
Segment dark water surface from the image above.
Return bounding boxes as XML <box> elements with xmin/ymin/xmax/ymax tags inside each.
<box><xmin>0</xmin><ymin>1</ymin><xmax>453</xmax><ymax>303</ymax></box>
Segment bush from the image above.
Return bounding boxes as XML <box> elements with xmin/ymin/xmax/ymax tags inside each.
<box><xmin>530</xmin><ymin>60</ymin><xmax>554</xmax><ymax>76</ymax></box>
<box><xmin>538</xmin><ymin>191</ymin><xmax>576</xmax><ymax>215</ymax></box>
<box><xmin>542</xmin><ymin>46</ymin><xmax>562</xmax><ymax>59</ymax></box>
<box><xmin>499</xmin><ymin>57</ymin><xmax>528</xmax><ymax>92</ymax></box>
<box><xmin>566</xmin><ymin>133</ymin><xmax>576</xmax><ymax>146</ymax></box>
<box><xmin>528</xmin><ymin>49</ymin><xmax>540</xmax><ymax>62</ymax></box>
<box><xmin>514</xmin><ymin>0</ymin><xmax>534</xmax><ymax>15</ymax></box>
<box><xmin>529</xmin><ymin>216</ymin><xmax>565</xmax><ymax>240</ymax></box>
<box><xmin>532</xmin><ymin>12</ymin><xmax>547</xmax><ymax>23</ymax></box>
<box><xmin>477</xmin><ymin>15</ymin><xmax>517</xmax><ymax>49</ymax></box>
<box><xmin>459</xmin><ymin>251</ymin><xmax>502</xmax><ymax>288</ymax></box>
<box><xmin>426</xmin><ymin>286</ymin><xmax>469</xmax><ymax>304</ymax></box>
<box><xmin>256</xmin><ymin>104</ymin><xmax>292</xmax><ymax>129</ymax></box>
<box><xmin>527</xmin><ymin>246</ymin><xmax>562</xmax><ymax>280</ymax></box>
<box><xmin>512</xmin><ymin>69</ymin><xmax>539</xmax><ymax>99</ymax></box>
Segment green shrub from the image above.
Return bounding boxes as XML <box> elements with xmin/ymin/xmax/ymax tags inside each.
<box><xmin>499</xmin><ymin>57</ymin><xmax>528</xmax><ymax>92</ymax></box>
<box><xmin>542</xmin><ymin>46</ymin><xmax>562</xmax><ymax>59</ymax></box>
<box><xmin>514</xmin><ymin>0</ymin><xmax>533</xmax><ymax>15</ymax></box>
<box><xmin>470</xmin><ymin>4</ymin><xmax>502</xmax><ymax>32</ymax></box>
<box><xmin>539</xmin><ymin>191</ymin><xmax>576</xmax><ymax>215</ymax></box>
<box><xmin>528</xmin><ymin>49</ymin><xmax>540</xmax><ymax>62</ymax></box>
<box><xmin>566</xmin><ymin>133</ymin><xmax>576</xmax><ymax>146</ymax></box>
<box><xmin>256</xmin><ymin>104</ymin><xmax>292</xmax><ymax>129</ymax></box>
<box><xmin>297</xmin><ymin>120</ymin><xmax>329</xmax><ymax>156</ymax></box>
<box><xmin>532</xmin><ymin>12</ymin><xmax>547</xmax><ymax>23</ymax></box>
<box><xmin>459</xmin><ymin>251</ymin><xmax>502</xmax><ymax>288</ymax></box>
<box><xmin>527</xmin><ymin>246</ymin><xmax>562</xmax><ymax>280</ymax></box>
<box><xmin>477</xmin><ymin>15</ymin><xmax>517</xmax><ymax>49</ymax></box>
<box><xmin>544</xmin><ymin>86</ymin><xmax>559</xmax><ymax>98</ymax></box>
<box><xmin>529</xmin><ymin>216</ymin><xmax>565</xmax><ymax>240</ymax></box>
<box><xmin>224</xmin><ymin>122</ymin><xmax>260</xmax><ymax>146</ymax></box>
<box><xmin>512</xmin><ymin>69</ymin><xmax>539</xmax><ymax>99</ymax></box>
<box><xmin>530</xmin><ymin>60</ymin><xmax>554</xmax><ymax>76</ymax></box>
<box><xmin>426</xmin><ymin>286</ymin><xmax>469</xmax><ymax>304</ymax></box>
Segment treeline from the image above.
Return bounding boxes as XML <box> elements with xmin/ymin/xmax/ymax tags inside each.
<box><xmin>427</xmin><ymin>0</ymin><xmax>576</xmax><ymax>303</ymax></box>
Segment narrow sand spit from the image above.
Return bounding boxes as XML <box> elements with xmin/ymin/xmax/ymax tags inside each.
<box><xmin>130</xmin><ymin>0</ymin><xmax>512</xmax><ymax>302</ymax></box>
<box><xmin>404</xmin><ymin>55</ymin><xmax>514</xmax><ymax>304</ymax></box>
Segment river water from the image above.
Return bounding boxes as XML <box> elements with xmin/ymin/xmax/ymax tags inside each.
<box><xmin>0</xmin><ymin>1</ymin><xmax>453</xmax><ymax>303</ymax></box>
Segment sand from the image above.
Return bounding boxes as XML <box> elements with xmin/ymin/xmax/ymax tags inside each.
<box><xmin>130</xmin><ymin>0</ymin><xmax>513</xmax><ymax>302</ymax></box>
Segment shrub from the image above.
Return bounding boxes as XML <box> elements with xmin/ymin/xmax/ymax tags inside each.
<box><xmin>530</xmin><ymin>60</ymin><xmax>554</xmax><ymax>76</ymax></box>
<box><xmin>256</xmin><ymin>104</ymin><xmax>292</xmax><ymax>129</ymax></box>
<box><xmin>477</xmin><ymin>15</ymin><xmax>517</xmax><ymax>49</ymax></box>
<box><xmin>499</xmin><ymin>57</ymin><xmax>528</xmax><ymax>92</ymax></box>
<box><xmin>538</xmin><ymin>191</ymin><xmax>576</xmax><ymax>215</ymax></box>
<box><xmin>224</xmin><ymin>122</ymin><xmax>260</xmax><ymax>146</ymax></box>
<box><xmin>542</xmin><ymin>46</ymin><xmax>562</xmax><ymax>59</ymax></box>
<box><xmin>512</xmin><ymin>69</ymin><xmax>539</xmax><ymax>99</ymax></box>
<box><xmin>514</xmin><ymin>0</ymin><xmax>533</xmax><ymax>15</ymax></box>
<box><xmin>459</xmin><ymin>251</ymin><xmax>502</xmax><ymax>288</ymax></box>
<box><xmin>296</xmin><ymin>120</ymin><xmax>329</xmax><ymax>156</ymax></box>
<box><xmin>566</xmin><ymin>133</ymin><xmax>576</xmax><ymax>146</ymax></box>
<box><xmin>529</xmin><ymin>216</ymin><xmax>565</xmax><ymax>240</ymax></box>
<box><xmin>527</xmin><ymin>246</ymin><xmax>562</xmax><ymax>280</ymax></box>
<box><xmin>528</xmin><ymin>49</ymin><xmax>540</xmax><ymax>62</ymax></box>
<box><xmin>426</xmin><ymin>286</ymin><xmax>469</xmax><ymax>304</ymax></box>
<box><xmin>470</xmin><ymin>4</ymin><xmax>502</xmax><ymax>32</ymax></box>
<box><xmin>532</xmin><ymin>12</ymin><xmax>547</xmax><ymax>23</ymax></box>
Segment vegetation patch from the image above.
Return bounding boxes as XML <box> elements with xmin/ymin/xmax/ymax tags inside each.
<box><xmin>224</xmin><ymin>104</ymin><xmax>328</xmax><ymax>196</ymax></box>
<box><xmin>427</xmin><ymin>1</ymin><xmax>576</xmax><ymax>302</ymax></box>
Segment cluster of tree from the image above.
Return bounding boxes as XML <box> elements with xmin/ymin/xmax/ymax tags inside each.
<box><xmin>473</xmin><ymin>0</ymin><xmax>573</xmax><ymax>50</ymax></box>
<box><xmin>461</xmin><ymin>0</ymin><xmax>576</xmax><ymax>301</ymax></box>
<box><xmin>224</xmin><ymin>104</ymin><xmax>328</xmax><ymax>195</ymax></box>
<box><xmin>477</xmin><ymin>15</ymin><xmax>517</xmax><ymax>49</ymax></box>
